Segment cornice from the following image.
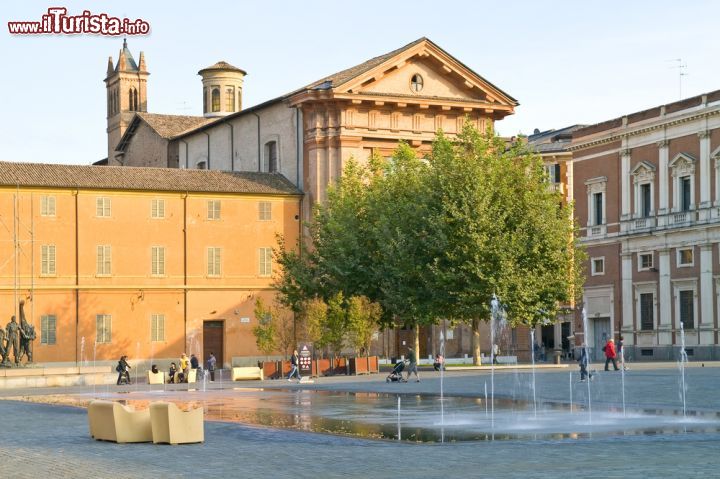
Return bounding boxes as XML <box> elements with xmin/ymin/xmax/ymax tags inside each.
<box><xmin>569</xmin><ymin>107</ymin><xmax>720</xmax><ymax>152</ymax></box>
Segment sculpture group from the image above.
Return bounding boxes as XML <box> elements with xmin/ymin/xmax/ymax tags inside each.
<box><xmin>0</xmin><ymin>299</ymin><xmax>36</xmax><ymax>367</ymax></box>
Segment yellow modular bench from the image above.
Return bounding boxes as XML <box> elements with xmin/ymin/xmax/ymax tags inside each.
<box><xmin>88</xmin><ymin>400</ymin><xmax>152</xmax><ymax>443</ymax></box>
<box><xmin>231</xmin><ymin>366</ymin><xmax>263</xmax><ymax>381</ymax></box>
<box><xmin>149</xmin><ymin>401</ymin><xmax>204</xmax><ymax>445</ymax></box>
<box><xmin>147</xmin><ymin>370</ymin><xmax>165</xmax><ymax>385</ymax></box>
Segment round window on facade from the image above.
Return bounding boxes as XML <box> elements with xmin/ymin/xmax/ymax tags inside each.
<box><xmin>410</xmin><ymin>74</ymin><xmax>424</xmax><ymax>92</ymax></box>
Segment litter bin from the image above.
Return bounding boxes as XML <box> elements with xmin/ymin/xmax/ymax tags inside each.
<box><xmin>553</xmin><ymin>349</ymin><xmax>562</xmax><ymax>365</ymax></box>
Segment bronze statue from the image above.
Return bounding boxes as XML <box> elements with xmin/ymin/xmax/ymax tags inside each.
<box><xmin>18</xmin><ymin>300</ymin><xmax>35</xmax><ymax>364</ymax></box>
<box><xmin>5</xmin><ymin>315</ymin><xmax>20</xmax><ymax>366</ymax></box>
<box><xmin>0</xmin><ymin>328</ymin><xmax>7</xmax><ymax>366</ymax></box>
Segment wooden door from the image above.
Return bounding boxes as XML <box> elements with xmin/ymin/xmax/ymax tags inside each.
<box><xmin>203</xmin><ymin>320</ymin><xmax>224</xmax><ymax>368</ymax></box>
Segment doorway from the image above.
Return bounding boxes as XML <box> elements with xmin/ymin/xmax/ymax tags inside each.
<box><xmin>203</xmin><ymin>320</ymin><xmax>224</xmax><ymax>368</ymax></box>
<box><xmin>592</xmin><ymin>317</ymin><xmax>611</xmax><ymax>362</ymax></box>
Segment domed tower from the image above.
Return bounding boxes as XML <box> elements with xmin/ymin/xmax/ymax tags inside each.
<box><xmin>105</xmin><ymin>39</ymin><xmax>149</xmax><ymax>165</ymax></box>
<box><xmin>198</xmin><ymin>61</ymin><xmax>246</xmax><ymax>118</ymax></box>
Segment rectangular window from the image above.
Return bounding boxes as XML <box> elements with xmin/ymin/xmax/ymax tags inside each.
<box><xmin>96</xmin><ymin>245</ymin><xmax>112</xmax><ymax>275</ymax></box>
<box><xmin>151</xmin><ymin>199</ymin><xmax>165</xmax><ymax>219</ymax></box>
<box><xmin>639</xmin><ymin>253</ymin><xmax>653</xmax><ymax>271</ymax></box>
<box><xmin>640</xmin><ymin>183</ymin><xmax>651</xmax><ymax>217</ymax></box>
<box><xmin>258</xmin><ymin>201</ymin><xmax>272</xmax><ymax>221</ymax></box>
<box><xmin>207</xmin><ymin>247</ymin><xmax>222</xmax><ymax>276</ymax></box>
<box><xmin>591</xmin><ymin>257</ymin><xmax>604</xmax><ymax>275</ymax></box>
<box><xmin>679</xmin><ymin>290</ymin><xmax>694</xmax><ymax>330</ymax></box>
<box><xmin>640</xmin><ymin>293</ymin><xmax>654</xmax><ymax>331</ymax></box>
<box><xmin>593</xmin><ymin>192</ymin><xmax>603</xmax><ymax>225</ymax></box>
<box><xmin>678</xmin><ymin>248</ymin><xmax>693</xmax><ymax>267</ymax></box>
<box><xmin>259</xmin><ymin>247</ymin><xmax>272</xmax><ymax>277</ymax></box>
<box><xmin>151</xmin><ymin>246</ymin><xmax>165</xmax><ymax>276</ymax></box>
<box><xmin>41</xmin><ymin>244</ymin><xmax>56</xmax><ymax>275</ymax></box>
<box><xmin>545</xmin><ymin>164</ymin><xmax>561</xmax><ymax>184</ymax></box>
<box><xmin>151</xmin><ymin>314</ymin><xmax>165</xmax><ymax>342</ymax></box>
<box><xmin>681</xmin><ymin>176</ymin><xmax>691</xmax><ymax>211</ymax></box>
<box><xmin>207</xmin><ymin>200</ymin><xmax>221</xmax><ymax>220</ymax></box>
<box><xmin>41</xmin><ymin>314</ymin><xmax>57</xmax><ymax>345</ymax></box>
<box><xmin>96</xmin><ymin>314</ymin><xmax>112</xmax><ymax>343</ymax></box>
<box><xmin>41</xmin><ymin>195</ymin><xmax>56</xmax><ymax>216</ymax></box>
<box><xmin>96</xmin><ymin>197</ymin><xmax>111</xmax><ymax>217</ymax></box>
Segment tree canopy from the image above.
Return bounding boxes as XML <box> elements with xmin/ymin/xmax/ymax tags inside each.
<box><xmin>274</xmin><ymin>123</ymin><xmax>584</xmax><ymax>363</ymax></box>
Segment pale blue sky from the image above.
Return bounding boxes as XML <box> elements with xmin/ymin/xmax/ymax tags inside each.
<box><xmin>1</xmin><ymin>1</ymin><xmax>718</xmax><ymax>165</ymax></box>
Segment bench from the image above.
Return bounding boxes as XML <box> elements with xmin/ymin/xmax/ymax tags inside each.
<box><xmin>231</xmin><ymin>366</ymin><xmax>263</xmax><ymax>381</ymax></box>
<box><xmin>147</xmin><ymin>370</ymin><xmax>165</xmax><ymax>385</ymax></box>
<box><xmin>88</xmin><ymin>400</ymin><xmax>152</xmax><ymax>443</ymax></box>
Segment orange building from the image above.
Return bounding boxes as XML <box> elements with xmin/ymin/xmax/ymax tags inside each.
<box><xmin>0</xmin><ymin>162</ymin><xmax>300</xmax><ymax>368</ymax></box>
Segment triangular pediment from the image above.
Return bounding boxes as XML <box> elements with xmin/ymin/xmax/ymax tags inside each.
<box><xmin>333</xmin><ymin>38</ymin><xmax>517</xmax><ymax>108</ymax></box>
<box><xmin>631</xmin><ymin>161</ymin><xmax>656</xmax><ymax>175</ymax></box>
<box><xmin>669</xmin><ymin>152</ymin><xmax>696</xmax><ymax>169</ymax></box>
<box><xmin>712</xmin><ymin>145</ymin><xmax>720</xmax><ymax>158</ymax></box>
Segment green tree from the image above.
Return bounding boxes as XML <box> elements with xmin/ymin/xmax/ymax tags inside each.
<box><xmin>324</xmin><ymin>292</ymin><xmax>346</xmax><ymax>357</ymax></box>
<box><xmin>346</xmin><ymin>295</ymin><xmax>382</xmax><ymax>355</ymax></box>
<box><xmin>425</xmin><ymin>124</ymin><xmax>584</xmax><ymax>364</ymax></box>
<box><xmin>252</xmin><ymin>298</ymin><xmax>276</xmax><ymax>360</ymax></box>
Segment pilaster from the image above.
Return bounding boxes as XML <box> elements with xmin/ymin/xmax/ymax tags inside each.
<box><xmin>621</xmin><ymin>252</ymin><xmax>634</xmax><ymax>333</ymax></box>
<box><xmin>700</xmin><ymin>244</ymin><xmax>714</xmax><ymax>344</ymax></box>
<box><xmin>621</xmin><ymin>148</ymin><xmax>631</xmax><ymax>219</ymax></box>
<box><xmin>657</xmin><ymin>140</ymin><xmax>669</xmax><ymax>219</ymax></box>
<box><xmin>699</xmin><ymin>130</ymin><xmax>712</xmax><ymax>215</ymax></box>
<box><xmin>658</xmin><ymin>248</ymin><xmax>672</xmax><ymax>344</ymax></box>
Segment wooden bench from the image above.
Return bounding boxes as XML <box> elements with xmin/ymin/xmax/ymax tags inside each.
<box><xmin>231</xmin><ymin>366</ymin><xmax>263</xmax><ymax>381</ymax></box>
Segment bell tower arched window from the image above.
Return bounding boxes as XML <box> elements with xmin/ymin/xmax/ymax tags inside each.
<box><xmin>212</xmin><ymin>88</ymin><xmax>220</xmax><ymax>112</ymax></box>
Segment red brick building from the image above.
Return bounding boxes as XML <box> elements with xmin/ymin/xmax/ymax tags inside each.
<box><xmin>570</xmin><ymin>91</ymin><xmax>720</xmax><ymax>361</ymax></box>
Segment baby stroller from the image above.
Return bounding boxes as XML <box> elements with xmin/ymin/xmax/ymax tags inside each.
<box><xmin>386</xmin><ymin>360</ymin><xmax>408</xmax><ymax>382</ymax></box>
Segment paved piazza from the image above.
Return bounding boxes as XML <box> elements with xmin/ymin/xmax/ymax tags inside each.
<box><xmin>1</xmin><ymin>364</ymin><xmax>719</xmax><ymax>478</ymax></box>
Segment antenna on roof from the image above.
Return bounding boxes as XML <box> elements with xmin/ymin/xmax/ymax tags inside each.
<box><xmin>667</xmin><ymin>59</ymin><xmax>687</xmax><ymax>100</ymax></box>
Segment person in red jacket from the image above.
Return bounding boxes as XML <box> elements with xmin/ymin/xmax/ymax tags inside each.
<box><xmin>604</xmin><ymin>338</ymin><xmax>619</xmax><ymax>371</ymax></box>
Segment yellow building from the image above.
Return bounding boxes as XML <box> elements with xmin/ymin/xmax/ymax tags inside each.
<box><xmin>0</xmin><ymin>162</ymin><xmax>300</xmax><ymax>367</ymax></box>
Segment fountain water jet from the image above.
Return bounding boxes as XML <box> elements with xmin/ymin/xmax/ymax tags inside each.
<box><xmin>529</xmin><ymin>329</ymin><xmax>537</xmax><ymax>418</ymax></box>
<box><xmin>679</xmin><ymin>321</ymin><xmax>688</xmax><ymax>419</ymax></box>
<box><xmin>581</xmin><ymin>307</ymin><xmax>592</xmax><ymax>424</ymax></box>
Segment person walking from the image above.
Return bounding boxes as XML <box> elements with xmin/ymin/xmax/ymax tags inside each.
<box><xmin>207</xmin><ymin>352</ymin><xmax>217</xmax><ymax>381</ymax></box>
<box><xmin>618</xmin><ymin>335</ymin><xmax>629</xmax><ymax>371</ymax></box>
<box><xmin>287</xmin><ymin>349</ymin><xmax>302</xmax><ymax>381</ymax></box>
<box><xmin>116</xmin><ymin>355</ymin><xmax>131</xmax><ymax>385</ymax></box>
<box><xmin>604</xmin><ymin>338</ymin><xmax>619</xmax><ymax>371</ymax></box>
<box><xmin>405</xmin><ymin>348</ymin><xmax>420</xmax><ymax>382</ymax></box>
<box><xmin>577</xmin><ymin>345</ymin><xmax>593</xmax><ymax>381</ymax></box>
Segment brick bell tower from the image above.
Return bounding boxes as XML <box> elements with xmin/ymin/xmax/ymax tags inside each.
<box><xmin>105</xmin><ymin>39</ymin><xmax>149</xmax><ymax>165</ymax></box>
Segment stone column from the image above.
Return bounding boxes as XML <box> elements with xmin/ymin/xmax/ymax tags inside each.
<box><xmin>658</xmin><ymin>248</ymin><xmax>672</xmax><ymax>345</ymax></box>
<box><xmin>699</xmin><ymin>131</ymin><xmax>711</xmax><ymax>219</ymax></box>
<box><xmin>657</xmin><ymin>140</ymin><xmax>669</xmax><ymax>225</ymax></box>
<box><xmin>621</xmin><ymin>252</ymin><xmax>634</xmax><ymax>335</ymax></box>
<box><xmin>700</xmin><ymin>244</ymin><xmax>714</xmax><ymax>344</ymax></box>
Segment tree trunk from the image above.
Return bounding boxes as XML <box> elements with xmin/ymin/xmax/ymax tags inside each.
<box><xmin>472</xmin><ymin>317</ymin><xmax>481</xmax><ymax>365</ymax></box>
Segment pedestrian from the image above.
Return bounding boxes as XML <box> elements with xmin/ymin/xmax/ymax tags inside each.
<box><xmin>180</xmin><ymin>353</ymin><xmax>189</xmax><ymax>381</ymax></box>
<box><xmin>618</xmin><ymin>335</ymin><xmax>629</xmax><ymax>370</ymax></box>
<box><xmin>287</xmin><ymin>349</ymin><xmax>302</xmax><ymax>381</ymax></box>
<box><xmin>405</xmin><ymin>348</ymin><xmax>420</xmax><ymax>382</ymax></box>
<box><xmin>151</xmin><ymin>364</ymin><xmax>159</xmax><ymax>375</ymax></box>
<box><xmin>576</xmin><ymin>345</ymin><xmax>593</xmax><ymax>381</ymax></box>
<box><xmin>116</xmin><ymin>355</ymin><xmax>131</xmax><ymax>385</ymax></box>
<box><xmin>207</xmin><ymin>352</ymin><xmax>217</xmax><ymax>381</ymax></box>
<box><xmin>540</xmin><ymin>343</ymin><xmax>547</xmax><ymax>362</ymax></box>
<box><xmin>433</xmin><ymin>353</ymin><xmax>444</xmax><ymax>371</ymax></box>
<box><xmin>604</xmin><ymin>338</ymin><xmax>619</xmax><ymax>371</ymax></box>
<box><xmin>190</xmin><ymin>353</ymin><xmax>199</xmax><ymax>370</ymax></box>
<box><xmin>168</xmin><ymin>362</ymin><xmax>179</xmax><ymax>383</ymax></box>
<box><xmin>492</xmin><ymin>344</ymin><xmax>500</xmax><ymax>365</ymax></box>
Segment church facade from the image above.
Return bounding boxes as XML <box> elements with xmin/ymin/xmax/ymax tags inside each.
<box><xmin>103</xmin><ymin>38</ymin><xmax>520</xmax><ymax>361</ymax></box>
<box><xmin>106</xmin><ymin>38</ymin><xmax>517</xmax><ymax>221</ymax></box>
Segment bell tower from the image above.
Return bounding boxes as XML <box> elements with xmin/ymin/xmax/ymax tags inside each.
<box><xmin>105</xmin><ymin>39</ymin><xmax>149</xmax><ymax>165</ymax></box>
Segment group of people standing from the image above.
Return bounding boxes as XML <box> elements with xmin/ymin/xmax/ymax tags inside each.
<box><xmin>1</xmin><ymin>299</ymin><xmax>36</xmax><ymax>367</ymax></box>
<box><xmin>576</xmin><ymin>335</ymin><xmax>628</xmax><ymax>382</ymax></box>
<box><xmin>116</xmin><ymin>351</ymin><xmax>218</xmax><ymax>386</ymax></box>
